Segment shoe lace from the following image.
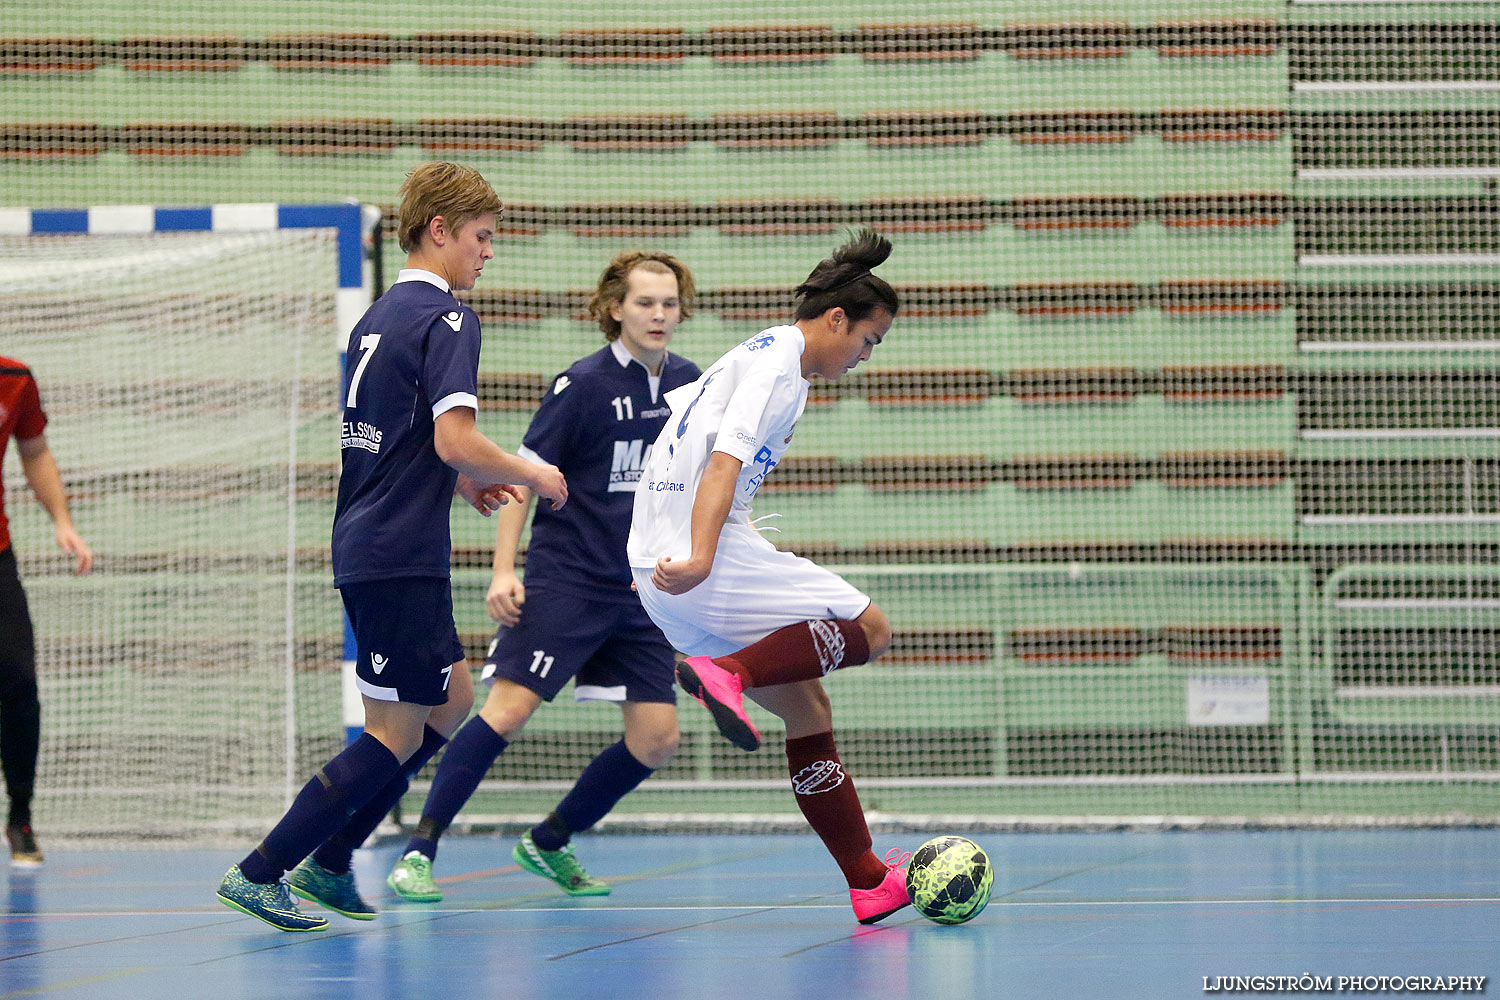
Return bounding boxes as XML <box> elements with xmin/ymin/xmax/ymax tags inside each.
<box><xmin>272</xmin><ymin>880</ymin><xmax>298</xmax><ymax>908</ymax></box>
<box><xmin>549</xmin><ymin>844</ymin><xmax>603</xmax><ymax>885</ymax></box>
<box><xmin>883</xmin><ymin>847</ymin><xmax>913</xmax><ymax>869</ymax></box>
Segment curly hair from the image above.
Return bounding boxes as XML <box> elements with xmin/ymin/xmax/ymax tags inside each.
<box><xmin>588</xmin><ymin>251</ymin><xmax>696</xmax><ymax>340</ymax></box>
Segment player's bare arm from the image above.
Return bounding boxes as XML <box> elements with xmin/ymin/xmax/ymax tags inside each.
<box><xmin>486</xmin><ymin>484</ymin><xmax>532</xmax><ymax>626</ymax></box>
<box><xmin>16</xmin><ymin>433</ymin><xmax>91</xmax><ymax>575</ymax></box>
<box><xmin>434</xmin><ymin>408</ymin><xmax>568</xmax><ymax>510</ymax></box>
<box><xmin>652</xmin><ymin>450</ymin><xmax>740</xmax><ymax>595</ymax></box>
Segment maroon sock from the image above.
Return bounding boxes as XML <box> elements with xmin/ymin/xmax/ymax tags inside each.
<box><xmin>714</xmin><ymin>620</ymin><xmax>870</xmax><ymax>688</ymax></box>
<box><xmin>784</xmin><ymin>731</ymin><xmax>887</xmax><ymax>890</ymax></box>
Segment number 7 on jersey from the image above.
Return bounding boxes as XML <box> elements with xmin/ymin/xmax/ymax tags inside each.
<box><xmin>345</xmin><ymin>334</ymin><xmax>382</xmax><ymax>408</ymax></box>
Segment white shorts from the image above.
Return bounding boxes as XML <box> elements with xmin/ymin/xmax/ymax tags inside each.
<box><xmin>631</xmin><ymin>523</ymin><xmax>872</xmax><ymax>657</ymax></box>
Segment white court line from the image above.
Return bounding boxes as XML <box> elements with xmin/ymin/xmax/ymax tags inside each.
<box><xmin>45</xmin><ymin>896</ymin><xmax>1500</xmax><ymax>919</ymax></box>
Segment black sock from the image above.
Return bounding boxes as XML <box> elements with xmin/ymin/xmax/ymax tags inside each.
<box><xmin>530</xmin><ymin>740</ymin><xmax>653</xmax><ymax>851</ymax></box>
<box><xmin>403</xmin><ymin>715</ymin><xmax>508</xmax><ymax>862</ymax></box>
<box><xmin>239</xmin><ymin>733</ymin><xmax>400</xmax><ymax>884</ymax></box>
<box><xmin>313</xmin><ymin>725</ymin><xmax>448</xmax><ymax>875</ymax></box>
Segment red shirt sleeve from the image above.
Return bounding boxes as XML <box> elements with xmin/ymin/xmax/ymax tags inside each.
<box><xmin>13</xmin><ymin>373</ymin><xmax>47</xmax><ymax>440</ymax></box>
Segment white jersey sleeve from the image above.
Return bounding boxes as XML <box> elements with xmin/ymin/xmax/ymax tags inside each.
<box><xmin>628</xmin><ymin>325</ymin><xmax>809</xmax><ymax>568</ymax></box>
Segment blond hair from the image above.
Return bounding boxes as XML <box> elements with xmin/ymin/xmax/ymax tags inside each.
<box><xmin>588</xmin><ymin>251</ymin><xmax>696</xmax><ymax>341</ymax></box>
<box><xmin>396</xmin><ymin>161</ymin><xmax>503</xmax><ymax>253</ymax></box>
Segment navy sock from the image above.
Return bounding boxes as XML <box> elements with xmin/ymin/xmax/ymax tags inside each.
<box><xmin>404</xmin><ymin>715</ymin><xmax>507</xmax><ymax>862</ymax></box>
<box><xmin>239</xmin><ymin>733</ymin><xmax>400</xmax><ymax>884</ymax></box>
<box><xmin>531</xmin><ymin>740</ymin><xmax>653</xmax><ymax>851</ymax></box>
<box><xmin>313</xmin><ymin>725</ymin><xmax>448</xmax><ymax>876</ymax></box>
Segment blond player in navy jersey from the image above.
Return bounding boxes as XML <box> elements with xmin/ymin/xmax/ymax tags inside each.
<box><xmin>217</xmin><ymin>161</ymin><xmax>567</xmax><ymax>932</ymax></box>
<box><xmin>387</xmin><ymin>251</ymin><xmax>701</xmax><ymax>901</ymax></box>
<box><xmin>628</xmin><ymin>230</ymin><xmax>910</xmax><ymax>924</ymax></box>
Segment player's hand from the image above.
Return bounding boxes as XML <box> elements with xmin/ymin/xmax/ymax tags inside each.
<box><xmin>457</xmin><ymin>475</ymin><xmax>524</xmax><ymax>516</ymax></box>
<box><xmin>651</xmin><ymin>554</ymin><xmax>711</xmax><ymax>595</ymax></box>
<box><xmin>486</xmin><ymin>571</ymin><xmax>525</xmax><ymax>626</ymax></box>
<box><xmin>55</xmin><ymin>525</ymin><xmax>92</xmax><ymax>575</ymax></box>
<box><xmin>528</xmin><ymin>463</ymin><xmax>568</xmax><ymax>511</ymax></box>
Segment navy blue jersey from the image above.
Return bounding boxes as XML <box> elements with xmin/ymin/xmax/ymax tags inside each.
<box><xmin>520</xmin><ymin>340</ymin><xmax>700</xmax><ymax>599</ymax></box>
<box><xmin>332</xmin><ymin>271</ymin><xmax>482</xmax><ymax>586</ymax></box>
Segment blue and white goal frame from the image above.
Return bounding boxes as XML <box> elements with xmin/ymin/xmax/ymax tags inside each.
<box><xmin>2</xmin><ymin>201</ymin><xmax>378</xmax><ymax>756</ymax></box>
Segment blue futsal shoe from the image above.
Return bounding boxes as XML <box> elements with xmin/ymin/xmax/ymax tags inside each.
<box><xmin>217</xmin><ymin>864</ymin><xmax>329</xmax><ymax>932</ymax></box>
<box><xmin>287</xmin><ymin>858</ymin><xmax>377</xmax><ymax>920</ymax></box>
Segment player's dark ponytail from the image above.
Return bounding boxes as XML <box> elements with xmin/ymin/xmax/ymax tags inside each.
<box><xmin>793</xmin><ymin>229</ymin><xmax>899</xmax><ymax>323</ymax></box>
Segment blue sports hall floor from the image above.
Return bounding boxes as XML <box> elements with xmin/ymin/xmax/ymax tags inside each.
<box><xmin>1</xmin><ymin>829</ymin><xmax>1495</xmax><ymax>999</ymax></box>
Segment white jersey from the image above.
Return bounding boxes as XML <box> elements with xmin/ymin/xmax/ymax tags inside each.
<box><xmin>627</xmin><ymin>324</ymin><xmax>809</xmax><ymax>568</ymax></box>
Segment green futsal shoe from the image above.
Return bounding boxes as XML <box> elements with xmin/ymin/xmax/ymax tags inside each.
<box><xmin>387</xmin><ymin>851</ymin><xmax>442</xmax><ymax>902</ymax></box>
<box><xmin>287</xmin><ymin>858</ymin><xmax>377</xmax><ymax>920</ymax></box>
<box><xmin>512</xmin><ymin>831</ymin><xmax>611</xmax><ymax>896</ymax></box>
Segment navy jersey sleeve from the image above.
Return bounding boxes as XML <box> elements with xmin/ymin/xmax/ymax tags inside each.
<box><xmin>423</xmin><ymin>307</ymin><xmax>482</xmax><ymax>419</ymax></box>
<box><xmin>520</xmin><ymin>370</ymin><xmax>586</xmax><ymax>466</ymax></box>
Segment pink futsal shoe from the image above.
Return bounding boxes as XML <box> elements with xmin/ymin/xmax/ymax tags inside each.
<box><xmin>851</xmin><ymin>857</ymin><xmax>912</xmax><ymax>925</ymax></box>
<box><xmin>675</xmin><ymin>656</ymin><xmax>761</xmax><ymax>751</ymax></box>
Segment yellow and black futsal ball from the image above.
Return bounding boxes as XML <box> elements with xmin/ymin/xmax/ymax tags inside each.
<box><xmin>904</xmin><ymin>836</ymin><xmax>993</xmax><ymax>925</ymax></box>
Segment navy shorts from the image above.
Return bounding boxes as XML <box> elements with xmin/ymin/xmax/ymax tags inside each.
<box><xmin>340</xmin><ymin>577</ymin><xmax>465</xmax><ymax>707</ymax></box>
<box><xmin>482</xmin><ymin>581</ymin><xmax>676</xmax><ymax>704</ymax></box>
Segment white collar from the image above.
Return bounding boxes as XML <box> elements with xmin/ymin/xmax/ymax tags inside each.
<box><xmin>395</xmin><ymin>268</ymin><xmax>451</xmax><ymax>293</ymax></box>
<box><xmin>610</xmin><ymin>338</ymin><xmax>662</xmax><ymax>372</ymax></box>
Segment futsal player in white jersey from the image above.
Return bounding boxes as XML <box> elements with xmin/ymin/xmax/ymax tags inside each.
<box><xmin>216</xmin><ymin>162</ymin><xmax>567</xmax><ymax>932</ymax></box>
<box><xmin>627</xmin><ymin>230</ymin><xmax>909</xmax><ymax>924</ymax></box>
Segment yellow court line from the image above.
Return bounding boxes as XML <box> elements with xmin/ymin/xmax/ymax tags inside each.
<box><xmin>0</xmin><ymin>966</ymin><xmax>149</xmax><ymax>999</ymax></box>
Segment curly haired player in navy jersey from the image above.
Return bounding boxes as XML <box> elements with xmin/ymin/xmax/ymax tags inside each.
<box><xmin>216</xmin><ymin>162</ymin><xmax>567</xmax><ymax>932</ymax></box>
<box><xmin>629</xmin><ymin>230</ymin><xmax>911</xmax><ymax>924</ymax></box>
<box><xmin>387</xmin><ymin>250</ymin><xmax>701</xmax><ymax>901</ymax></box>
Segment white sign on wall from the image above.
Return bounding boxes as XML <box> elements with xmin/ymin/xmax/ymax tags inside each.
<box><xmin>1186</xmin><ymin>674</ymin><xmax>1270</xmax><ymax>727</ymax></box>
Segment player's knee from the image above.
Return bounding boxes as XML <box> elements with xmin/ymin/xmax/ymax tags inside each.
<box><xmin>367</xmin><ymin>728</ymin><xmax>424</xmax><ymax>762</ymax></box>
<box><xmin>630</xmin><ymin>726</ymin><xmax>680</xmax><ymax>769</ymax></box>
<box><xmin>478</xmin><ymin>694</ymin><xmax>534</xmax><ymax>740</ymax></box>
<box><xmin>783</xmin><ymin>683</ymin><xmax>833</xmax><ymax>734</ymax></box>
<box><xmin>858</xmin><ymin>605</ymin><xmax>893</xmax><ymax>661</ymax></box>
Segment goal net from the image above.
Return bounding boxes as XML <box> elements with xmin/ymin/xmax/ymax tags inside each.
<box><xmin>0</xmin><ymin>218</ymin><xmax>351</xmax><ymax>841</ymax></box>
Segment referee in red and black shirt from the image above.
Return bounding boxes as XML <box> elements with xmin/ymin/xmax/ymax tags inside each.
<box><xmin>0</xmin><ymin>355</ymin><xmax>92</xmax><ymax>867</ymax></box>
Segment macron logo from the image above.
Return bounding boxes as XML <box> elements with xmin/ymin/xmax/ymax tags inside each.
<box><xmin>553</xmin><ymin>376</ymin><xmax>571</xmax><ymax>395</ymax></box>
<box><xmin>442</xmin><ymin>311</ymin><xmax>463</xmax><ymax>332</ymax></box>
<box><xmin>371</xmin><ymin>652</ymin><xmax>388</xmax><ymax>675</ymax></box>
